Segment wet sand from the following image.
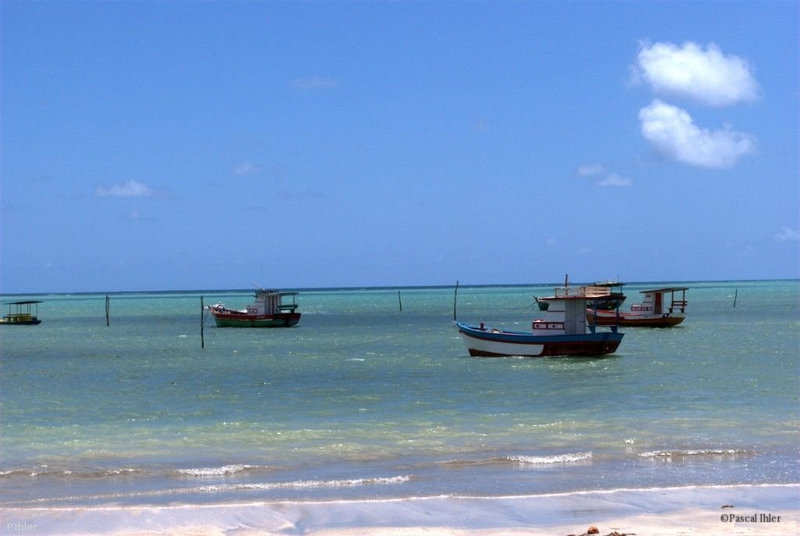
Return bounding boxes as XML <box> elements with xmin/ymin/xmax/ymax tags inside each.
<box><xmin>2</xmin><ymin>484</ymin><xmax>797</xmax><ymax>535</ymax></box>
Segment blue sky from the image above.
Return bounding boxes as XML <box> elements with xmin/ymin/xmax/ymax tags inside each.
<box><xmin>1</xmin><ymin>1</ymin><xmax>798</xmax><ymax>293</ymax></box>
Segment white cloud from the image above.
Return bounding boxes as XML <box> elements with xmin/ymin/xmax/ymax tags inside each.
<box><xmin>639</xmin><ymin>100</ymin><xmax>754</xmax><ymax>168</ymax></box>
<box><xmin>634</xmin><ymin>41</ymin><xmax>758</xmax><ymax>107</ymax></box>
<box><xmin>577</xmin><ymin>163</ymin><xmax>606</xmax><ymax>176</ymax></box>
<box><xmin>775</xmin><ymin>226</ymin><xmax>800</xmax><ymax>242</ymax></box>
<box><xmin>598</xmin><ymin>174</ymin><xmax>633</xmax><ymax>187</ymax></box>
<box><xmin>95</xmin><ymin>180</ymin><xmax>153</xmax><ymax>198</ymax></box>
<box><xmin>577</xmin><ymin>164</ymin><xmax>632</xmax><ymax>186</ymax></box>
<box><xmin>233</xmin><ymin>161</ymin><xmax>262</xmax><ymax>176</ymax></box>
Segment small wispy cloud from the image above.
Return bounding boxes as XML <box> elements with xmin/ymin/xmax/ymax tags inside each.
<box><xmin>775</xmin><ymin>226</ymin><xmax>800</xmax><ymax>242</ymax></box>
<box><xmin>577</xmin><ymin>164</ymin><xmax>633</xmax><ymax>186</ymax></box>
<box><xmin>95</xmin><ymin>180</ymin><xmax>153</xmax><ymax>198</ymax></box>
<box><xmin>233</xmin><ymin>161</ymin><xmax>262</xmax><ymax>176</ymax></box>
<box><xmin>639</xmin><ymin>100</ymin><xmax>754</xmax><ymax>168</ymax></box>
<box><xmin>576</xmin><ymin>163</ymin><xmax>606</xmax><ymax>177</ymax></box>
<box><xmin>291</xmin><ymin>77</ymin><xmax>339</xmax><ymax>90</ymax></box>
<box><xmin>598</xmin><ymin>174</ymin><xmax>633</xmax><ymax>187</ymax></box>
<box><xmin>633</xmin><ymin>41</ymin><xmax>758</xmax><ymax>107</ymax></box>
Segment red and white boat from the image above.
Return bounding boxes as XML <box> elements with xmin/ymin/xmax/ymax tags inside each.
<box><xmin>209</xmin><ymin>289</ymin><xmax>300</xmax><ymax>328</ymax></box>
<box><xmin>589</xmin><ymin>287</ymin><xmax>688</xmax><ymax>327</ymax></box>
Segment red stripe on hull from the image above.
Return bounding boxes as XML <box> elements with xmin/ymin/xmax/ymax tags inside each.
<box><xmin>589</xmin><ymin>312</ymin><xmax>684</xmax><ymax>328</ymax></box>
<box><xmin>466</xmin><ymin>339</ymin><xmax>621</xmax><ymax>358</ymax></box>
<box><xmin>211</xmin><ymin>312</ymin><xmax>301</xmax><ymax>328</ymax></box>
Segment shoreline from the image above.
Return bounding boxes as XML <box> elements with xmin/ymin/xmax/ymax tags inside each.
<box><xmin>2</xmin><ymin>484</ymin><xmax>797</xmax><ymax>535</ymax></box>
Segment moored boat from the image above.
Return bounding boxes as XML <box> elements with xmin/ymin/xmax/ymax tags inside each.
<box><xmin>208</xmin><ymin>289</ymin><xmax>300</xmax><ymax>328</ymax></box>
<box><xmin>584</xmin><ymin>281</ymin><xmax>627</xmax><ymax>310</ymax></box>
<box><xmin>0</xmin><ymin>300</ymin><xmax>42</xmax><ymax>325</ymax></box>
<box><xmin>457</xmin><ymin>285</ymin><xmax>623</xmax><ymax>358</ymax></box>
<box><xmin>589</xmin><ymin>287</ymin><xmax>688</xmax><ymax>327</ymax></box>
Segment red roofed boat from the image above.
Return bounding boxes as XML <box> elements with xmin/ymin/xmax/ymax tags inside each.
<box><xmin>588</xmin><ymin>286</ymin><xmax>688</xmax><ymax>327</ymax></box>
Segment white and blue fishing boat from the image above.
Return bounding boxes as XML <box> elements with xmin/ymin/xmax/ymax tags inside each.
<box><xmin>456</xmin><ymin>284</ymin><xmax>623</xmax><ymax>358</ymax></box>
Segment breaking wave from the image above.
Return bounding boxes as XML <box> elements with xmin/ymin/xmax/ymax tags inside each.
<box><xmin>504</xmin><ymin>452</ymin><xmax>593</xmax><ymax>465</ymax></box>
<box><xmin>0</xmin><ymin>467</ymin><xmax>142</xmax><ymax>479</ymax></box>
<box><xmin>441</xmin><ymin>452</ymin><xmax>593</xmax><ymax>468</ymax></box>
<box><xmin>176</xmin><ymin>464</ymin><xmax>262</xmax><ymax>477</ymax></box>
<box><xmin>3</xmin><ymin>474</ymin><xmax>412</xmax><ymax>506</ymax></box>
<box><xmin>639</xmin><ymin>449</ymin><xmax>752</xmax><ymax>460</ymax></box>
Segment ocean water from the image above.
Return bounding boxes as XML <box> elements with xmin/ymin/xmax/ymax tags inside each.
<box><xmin>1</xmin><ymin>280</ymin><xmax>798</xmax><ymax>508</ymax></box>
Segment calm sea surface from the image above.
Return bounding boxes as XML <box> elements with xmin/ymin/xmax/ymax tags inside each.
<box><xmin>1</xmin><ymin>281</ymin><xmax>798</xmax><ymax>506</ymax></box>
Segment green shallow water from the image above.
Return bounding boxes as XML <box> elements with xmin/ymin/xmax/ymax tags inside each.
<box><xmin>1</xmin><ymin>281</ymin><xmax>798</xmax><ymax>504</ymax></box>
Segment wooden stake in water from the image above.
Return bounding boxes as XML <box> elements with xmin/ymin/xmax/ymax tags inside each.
<box><xmin>733</xmin><ymin>289</ymin><xmax>738</xmax><ymax>308</ymax></box>
<box><xmin>453</xmin><ymin>280</ymin><xmax>459</xmax><ymax>321</ymax></box>
<box><xmin>398</xmin><ymin>290</ymin><xmax>403</xmax><ymax>312</ymax></box>
<box><xmin>105</xmin><ymin>295</ymin><xmax>110</xmax><ymax>326</ymax></box>
<box><xmin>200</xmin><ymin>296</ymin><xmax>205</xmax><ymax>349</ymax></box>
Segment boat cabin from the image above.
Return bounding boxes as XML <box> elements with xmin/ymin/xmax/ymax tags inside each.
<box><xmin>245</xmin><ymin>289</ymin><xmax>299</xmax><ymax>316</ymax></box>
<box><xmin>1</xmin><ymin>300</ymin><xmax>42</xmax><ymax>325</ymax></box>
<box><xmin>584</xmin><ymin>281</ymin><xmax>626</xmax><ymax>310</ymax></box>
<box><xmin>537</xmin><ymin>286</ymin><xmax>617</xmax><ymax>335</ymax></box>
<box><xmin>633</xmin><ymin>287</ymin><xmax>688</xmax><ymax>316</ymax></box>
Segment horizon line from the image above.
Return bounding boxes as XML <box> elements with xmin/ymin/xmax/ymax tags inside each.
<box><xmin>1</xmin><ymin>277</ymin><xmax>797</xmax><ymax>298</ymax></box>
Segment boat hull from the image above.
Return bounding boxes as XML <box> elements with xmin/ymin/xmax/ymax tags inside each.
<box><xmin>211</xmin><ymin>311</ymin><xmax>301</xmax><ymax>328</ymax></box>
<box><xmin>456</xmin><ymin>322</ymin><xmax>623</xmax><ymax>358</ymax></box>
<box><xmin>588</xmin><ymin>310</ymin><xmax>685</xmax><ymax>327</ymax></box>
<box><xmin>0</xmin><ymin>317</ymin><xmax>41</xmax><ymax>325</ymax></box>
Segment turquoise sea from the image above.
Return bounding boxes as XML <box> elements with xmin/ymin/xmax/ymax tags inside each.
<box><xmin>1</xmin><ymin>280</ymin><xmax>798</xmax><ymax>508</ymax></box>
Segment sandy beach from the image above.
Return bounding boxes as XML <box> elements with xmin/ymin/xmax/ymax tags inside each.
<box><xmin>2</xmin><ymin>484</ymin><xmax>797</xmax><ymax>536</ymax></box>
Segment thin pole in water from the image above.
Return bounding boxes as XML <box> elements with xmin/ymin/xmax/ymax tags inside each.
<box><xmin>397</xmin><ymin>290</ymin><xmax>403</xmax><ymax>312</ymax></box>
<box><xmin>733</xmin><ymin>289</ymin><xmax>738</xmax><ymax>308</ymax></box>
<box><xmin>200</xmin><ymin>296</ymin><xmax>205</xmax><ymax>348</ymax></box>
<box><xmin>105</xmin><ymin>295</ymin><xmax>110</xmax><ymax>326</ymax></box>
<box><xmin>453</xmin><ymin>280</ymin><xmax>459</xmax><ymax>321</ymax></box>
